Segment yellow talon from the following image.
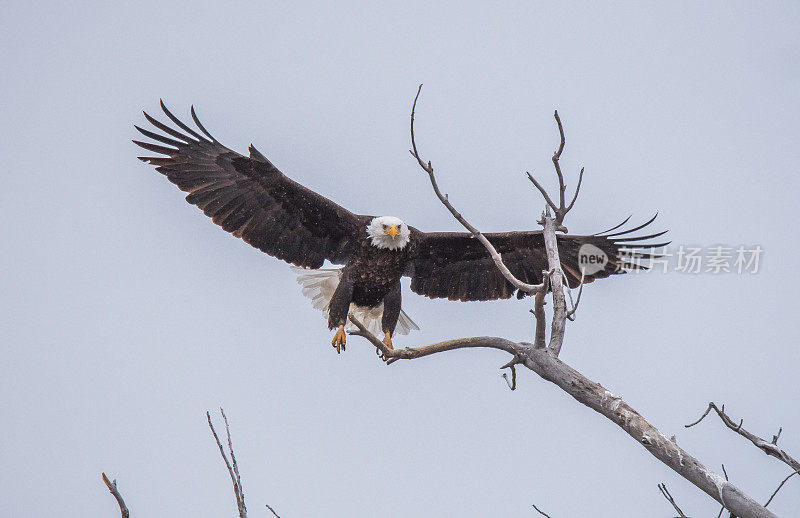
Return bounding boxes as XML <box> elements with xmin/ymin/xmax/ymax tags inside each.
<box><xmin>382</xmin><ymin>332</ymin><xmax>394</xmax><ymax>351</ymax></box>
<box><xmin>331</xmin><ymin>325</ymin><xmax>346</xmax><ymax>354</ymax></box>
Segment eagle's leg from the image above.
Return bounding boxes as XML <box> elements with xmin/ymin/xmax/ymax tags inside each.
<box><xmin>331</xmin><ymin>325</ymin><xmax>346</xmax><ymax>354</ymax></box>
<box><xmin>381</xmin><ymin>281</ymin><xmax>401</xmax><ymax>352</ymax></box>
<box><xmin>382</xmin><ymin>332</ymin><xmax>394</xmax><ymax>351</ymax></box>
<box><xmin>328</xmin><ymin>273</ymin><xmax>354</xmax><ymax>354</ymax></box>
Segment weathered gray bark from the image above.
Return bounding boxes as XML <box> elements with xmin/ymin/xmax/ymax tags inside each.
<box><xmin>519</xmin><ymin>344</ymin><xmax>777</xmax><ymax>518</ymax></box>
<box><xmin>351</xmin><ymin>314</ymin><xmax>777</xmax><ymax>518</ymax></box>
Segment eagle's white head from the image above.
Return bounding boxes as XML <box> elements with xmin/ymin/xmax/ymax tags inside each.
<box><xmin>367</xmin><ymin>216</ymin><xmax>411</xmax><ymax>250</ymax></box>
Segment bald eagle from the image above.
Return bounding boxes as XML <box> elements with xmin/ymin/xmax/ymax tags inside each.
<box><xmin>134</xmin><ymin>102</ymin><xmax>666</xmax><ymax>353</ymax></box>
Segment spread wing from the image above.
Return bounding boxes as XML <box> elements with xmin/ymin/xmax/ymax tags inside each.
<box><xmin>407</xmin><ymin>216</ymin><xmax>668</xmax><ymax>301</ymax></box>
<box><xmin>134</xmin><ymin>102</ymin><xmax>370</xmax><ymax>268</ymax></box>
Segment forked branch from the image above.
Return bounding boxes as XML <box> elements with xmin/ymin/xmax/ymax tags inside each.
<box><xmin>685</xmin><ymin>402</ymin><xmax>800</xmax><ymax>473</ymax></box>
<box><xmin>526</xmin><ymin>110</ymin><xmax>584</xmax><ymax>232</ymax></box>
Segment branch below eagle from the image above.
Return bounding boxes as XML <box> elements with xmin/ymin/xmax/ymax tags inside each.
<box><xmin>134</xmin><ymin>102</ymin><xmax>666</xmax><ymax>353</ymax></box>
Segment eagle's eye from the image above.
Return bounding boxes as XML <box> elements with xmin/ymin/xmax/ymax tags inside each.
<box><xmin>382</xmin><ymin>224</ymin><xmax>387</xmax><ymax>229</ymax></box>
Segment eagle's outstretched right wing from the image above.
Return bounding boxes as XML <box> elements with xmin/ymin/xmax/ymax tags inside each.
<box><xmin>407</xmin><ymin>216</ymin><xmax>668</xmax><ymax>301</ymax></box>
<box><xmin>134</xmin><ymin>102</ymin><xmax>371</xmax><ymax>268</ymax></box>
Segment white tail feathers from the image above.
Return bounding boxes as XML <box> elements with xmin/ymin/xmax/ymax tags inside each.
<box><xmin>291</xmin><ymin>266</ymin><xmax>420</xmax><ymax>336</ymax></box>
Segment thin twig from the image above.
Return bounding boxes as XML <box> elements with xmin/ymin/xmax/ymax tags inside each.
<box><xmin>658</xmin><ymin>483</ymin><xmax>688</xmax><ymax>518</ymax></box>
<box><xmin>564</xmin><ymin>269</ymin><xmax>585</xmax><ymax>321</ymax></box>
<box><xmin>409</xmin><ymin>84</ymin><xmax>544</xmax><ymax>295</ymax></box>
<box><xmin>772</xmin><ymin>427</ymin><xmax>782</xmax><ymax>445</ymax></box>
<box><xmin>101</xmin><ymin>473</ymin><xmax>130</xmax><ymax>518</ymax></box>
<box><xmin>565</xmin><ymin>167</ymin><xmax>584</xmax><ymax>214</ymax></box>
<box><xmin>532</xmin><ymin>503</ymin><xmax>553</xmax><ymax>517</ymax></box>
<box><xmin>221</xmin><ymin>409</ymin><xmax>244</xmax><ymax>511</ymax></box>
<box><xmin>501</xmin><ymin>362</ymin><xmax>517</xmax><ymax>390</ymax></box>
<box><xmin>208</xmin><ymin>410</ymin><xmax>247</xmax><ymax>518</ymax></box>
<box><xmin>686</xmin><ymin>403</ymin><xmax>800</xmax><ymax>472</ymax></box>
<box><xmin>525</xmin><ymin>171</ymin><xmax>559</xmax><ymax>214</ymax></box>
<box><xmin>552</xmin><ymin>110</ymin><xmax>567</xmax><ymax>210</ymax></box>
<box><xmin>716</xmin><ymin>464</ymin><xmax>730</xmax><ymax>518</ymax></box>
<box><xmin>265</xmin><ymin>503</ymin><xmax>282</xmax><ymax>518</ymax></box>
<box><xmin>764</xmin><ymin>470</ymin><xmax>799</xmax><ymax>508</ymax></box>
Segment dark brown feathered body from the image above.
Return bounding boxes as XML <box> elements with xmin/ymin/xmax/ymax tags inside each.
<box><xmin>328</xmin><ymin>236</ymin><xmax>411</xmax><ymax>332</ymax></box>
<box><xmin>347</xmin><ymin>236</ymin><xmax>411</xmax><ymax>307</ymax></box>
<box><xmin>134</xmin><ymin>102</ymin><xmax>668</xmax><ymax>337</ymax></box>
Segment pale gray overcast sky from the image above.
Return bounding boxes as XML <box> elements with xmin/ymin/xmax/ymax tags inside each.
<box><xmin>2</xmin><ymin>2</ymin><xmax>799</xmax><ymax>517</ymax></box>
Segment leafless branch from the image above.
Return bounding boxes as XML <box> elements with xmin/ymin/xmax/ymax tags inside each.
<box><xmin>101</xmin><ymin>473</ymin><xmax>130</xmax><ymax>518</ymax></box>
<box><xmin>565</xmin><ymin>167</ymin><xmax>584</xmax><ymax>214</ymax></box>
<box><xmin>347</xmin><ymin>318</ymin><xmax>775</xmax><ymax>517</ymax></box>
<box><xmin>531</xmin><ymin>111</ymin><xmax>591</xmax><ymax>355</ymax></box>
<box><xmin>347</xmin><ymin>314</ymin><xmax>393</xmax><ymax>359</ymax></box>
<box><xmin>531</xmin><ymin>503</ymin><xmax>553</xmax><ymax>517</ymax></box>
<box><xmin>265</xmin><ymin>503</ymin><xmax>282</xmax><ymax>518</ymax></box>
<box><xmin>409</xmin><ymin>84</ymin><xmax>544</xmax><ymax>296</ymax></box>
<box><xmin>525</xmin><ymin>172</ymin><xmax>559</xmax><ymax>216</ymax></box>
<box><xmin>685</xmin><ymin>402</ymin><xmax>800</xmax><ymax>473</ymax></box>
<box><xmin>658</xmin><ymin>483</ymin><xmax>688</xmax><ymax>518</ymax></box>
<box><xmin>221</xmin><ymin>409</ymin><xmax>244</xmax><ymax>511</ymax></box>
<box><xmin>764</xmin><ymin>470</ymin><xmax>799</xmax><ymax>508</ymax></box>
<box><xmin>348</xmin><ymin>314</ymin><xmax>519</xmax><ymax>366</ymax></box>
<box><xmin>207</xmin><ymin>409</ymin><xmax>247</xmax><ymax>518</ymax></box>
<box><xmin>526</xmin><ymin>111</ymin><xmax>584</xmax><ymax>231</ymax></box>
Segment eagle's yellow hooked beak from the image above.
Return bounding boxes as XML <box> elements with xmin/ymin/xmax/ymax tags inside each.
<box><xmin>384</xmin><ymin>225</ymin><xmax>398</xmax><ymax>240</ymax></box>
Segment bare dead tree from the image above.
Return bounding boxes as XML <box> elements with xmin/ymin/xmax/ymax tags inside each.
<box><xmin>346</xmin><ymin>86</ymin><xmax>782</xmax><ymax>518</ymax></box>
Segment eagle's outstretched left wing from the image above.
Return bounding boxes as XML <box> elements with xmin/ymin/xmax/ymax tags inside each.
<box><xmin>134</xmin><ymin>102</ymin><xmax>371</xmax><ymax>268</ymax></box>
<box><xmin>406</xmin><ymin>218</ymin><xmax>668</xmax><ymax>301</ymax></box>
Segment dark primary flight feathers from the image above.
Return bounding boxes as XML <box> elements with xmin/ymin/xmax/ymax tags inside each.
<box><xmin>134</xmin><ymin>102</ymin><xmax>668</xmax><ymax>301</ymax></box>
